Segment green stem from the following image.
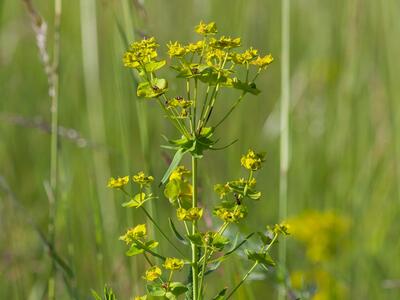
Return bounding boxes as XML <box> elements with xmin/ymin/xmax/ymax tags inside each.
<box><xmin>156</xmin><ymin>97</ymin><xmax>190</xmax><ymax>139</ymax></box>
<box><xmin>226</xmin><ymin>261</ymin><xmax>258</xmax><ymax>300</ymax></box>
<box><xmin>214</xmin><ymin>92</ymin><xmax>246</xmax><ymax>129</ymax></box>
<box><xmin>198</xmin><ymin>246</ymin><xmax>208</xmax><ymax>298</ymax></box>
<box><xmin>279</xmin><ymin>0</ymin><xmax>290</xmax><ymax>299</ymax></box>
<box><xmin>48</xmin><ymin>0</ymin><xmax>62</xmax><ymax>299</ymax></box>
<box><xmin>191</xmin><ymin>156</ymin><xmax>199</xmax><ymax>300</ymax></box>
<box><xmin>226</xmin><ymin>234</ymin><xmax>278</xmax><ymax>300</ymax></box>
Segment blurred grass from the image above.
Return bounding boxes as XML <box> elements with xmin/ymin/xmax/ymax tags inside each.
<box><xmin>1</xmin><ymin>0</ymin><xmax>400</xmax><ymax>299</ymax></box>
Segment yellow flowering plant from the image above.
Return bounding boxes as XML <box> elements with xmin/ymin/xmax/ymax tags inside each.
<box><xmin>99</xmin><ymin>21</ymin><xmax>288</xmax><ymax>300</ymax></box>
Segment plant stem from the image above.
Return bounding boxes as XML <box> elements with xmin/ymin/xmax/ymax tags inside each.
<box><xmin>191</xmin><ymin>156</ymin><xmax>199</xmax><ymax>300</ymax></box>
<box><xmin>214</xmin><ymin>92</ymin><xmax>246</xmax><ymax>129</ymax></box>
<box><xmin>279</xmin><ymin>0</ymin><xmax>290</xmax><ymax>299</ymax></box>
<box><xmin>226</xmin><ymin>261</ymin><xmax>258</xmax><ymax>300</ymax></box>
<box><xmin>198</xmin><ymin>246</ymin><xmax>208</xmax><ymax>298</ymax></box>
<box><xmin>48</xmin><ymin>0</ymin><xmax>62</xmax><ymax>299</ymax></box>
<box><xmin>226</xmin><ymin>234</ymin><xmax>278</xmax><ymax>300</ymax></box>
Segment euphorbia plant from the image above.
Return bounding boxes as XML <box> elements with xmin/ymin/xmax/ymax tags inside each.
<box><xmin>105</xmin><ymin>21</ymin><xmax>288</xmax><ymax>300</ymax></box>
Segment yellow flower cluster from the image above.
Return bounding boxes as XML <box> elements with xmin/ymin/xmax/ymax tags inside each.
<box><xmin>240</xmin><ymin>149</ymin><xmax>265</xmax><ymax>171</ymax></box>
<box><xmin>214</xmin><ymin>205</ymin><xmax>247</xmax><ymax>223</ymax></box>
<box><xmin>290</xmin><ymin>269</ymin><xmax>348</xmax><ymax>300</ymax></box>
<box><xmin>163</xmin><ymin>257</ymin><xmax>185</xmax><ymax>271</ymax></box>
<box><xmin>123</xmin><ymin>37</ymin><xmax>159</xmax><ymax>69</ymax></box>
<box><xmin>289</xmin><ymin>211</ymin><xmax>350</xmax><ymax>262</ymax></box>
<box><xmin>214</xmin><ymin>183</ymin><xmax>231</xmax><ymax>199</ymax></box>
<box><xmin>144</xmin><ymin>266</ymin><xmax>162</xmax><ymax>282</ymax></box>
<box><xmin>273</xmin><ymin>223</ymin><xmax>290</xmax><ymax>235</ymax></box>
<box><xmin>195</xmin><ymin>21</ymin><xmax>217</xmax><ymax>35</ymax></box>
<box><xmin>186</xmin><ymin>40</ymin><xmax>205</xmax><ymax>53</ymax></box>
<box><xmin>166</xmin><ymin>97</ymin><xmax>193</xmax><ymax>109</ymax></box>
<box><xmin>176</xmin><ymin>207</ymin><xmax>203</xmax><ymax>221</ymax></box>
<box><xmin>209</xmin><ymin>36</ymin><xmax>241</xmax><ymax>49</ymax></box>
<box><xmin>251</xmin><ymin>54</ymin><xmax>274</xmax><ymax>69</ymax></box>
<box><xmin>119</xmin><ymin>224</ymin><xmax>147</xmax><ymax>245</ymax></box>
<box><xmin>169</xmin><ymin>166</ymin><xmax>191</xmax><ymax>181</ymax></box>
<box><xmin>132</xmin><ymin>171</ymin><xmax>154</xmax><ymax>185</ymax></box>
<box><xmin>167</xmin><ymin>41</ymin><xmax>187</xmax><ymax>58</ymax></box>
<box><xmin>107</xmin><ymin>176</ymin><xmax>129</xmax><ymax>189</ymax></box>
<box><xmin>232</xmin><ymin>47</ymin><xmax>258</xmax><ymax>64</ymax></box>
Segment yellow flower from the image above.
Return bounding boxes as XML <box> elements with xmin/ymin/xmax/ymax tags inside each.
<box><xmin>248</xmin><ymin>178</ymin><xmax>257</xmax><ymax>188</ymax></box>
<box><xmin>107</xmin><ymin>176</ymin><xmax>129</xmax><ymax>188</ymax></box>
<box><xmin>123</xmin><ymin>37</ymin><xmax>159</xmax><ymax>69</ymax></box>
<box><xmin>132</xmin><ymin>171</ymin><xmax>154</xmax><ymax>185</ymax></box>
<box><xmin>176</xmin><ymin>207</ymin><xmax>203</xmax><ymax>221</ymax></box>
<box><xmin>144</xmin><ymin>266</ymin><xmax>162</xmax><ymax>281</ymax></box>
<box><xmin>169</xmin><ymin>166</ymin><xmax>191</xmax><ymax>181</ymax></box>
<box><xmin>210</xmin><ymin>36</ymin><xmax>241</xmax><ymax>49</ymax></box>
<box><xmin>214</xmin><ymin>183</ymin><xmax>232</xmax><ymax>199</ymax></box>
<box><xmin>163</xmin><ymin>257</ymin><xmax>185</xmax><ymax>271</ymax></box>
<box><xmin>251</xmin><ymin>54</ymin><xmax>274</xmax><ymax>69</ymax></box>
<box><xmin>185</xmin><ymin>40</ymin><xmax>205</xmax><ymax>53</ymax></box>
<box><xmin>133</xmin><ymin>296</ymin><xmax>147</xmax><ymax>300</ymax></box>
<box><xmin>167</xmin><ymin>41</ymin><xmax>187</xmax><ymax>58</ymax></box>
<box><xmin>232</xmin><ymin>47</ymin><xmax>258</xmax><ymax>64</ymax></box>
<box><xmin>119</xmin><ymin>224</ymin><xmax>147</xmax><ymax>244</ymax></box>
<box><xmin>214</xmin><ymin>205</ymin><xmax>247</xmax><ymax>223</ymax></box>
<box><xmin>166</xmin><ymin>97</ymin><xmax>193</xmax><ymax>109</ymax></box>
<box><xmin>206</xmin><ymin>48</ymin><xmax>229</xmax><ymax>65</ymax></box>
<box><xmin>273</xmin><ymin>222</ymin><xmax>290</xmax><ymax>235</ymax></box>
<box><xmin>195</xmin><ymin>21</ymin><xmax>217</xmax><ymax>35</ymax></box>
<box><xmin>240</xmin><ymin>149</ymin><xmax>265</xmax><ymax>171</ymax></box>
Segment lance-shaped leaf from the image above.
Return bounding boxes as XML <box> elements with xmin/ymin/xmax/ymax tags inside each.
<box><xmin>211</xmin><ymin>288</ymin><xmax>228</xmax><ymax>300</ymax></box>
<box><xmin>168</xmin><ymin>218</ymin><xmax>188</xmax><ymax>245</ymax></box>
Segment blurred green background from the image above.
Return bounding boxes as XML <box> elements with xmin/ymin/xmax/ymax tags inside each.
<box><xmin>1</xmin><ymin>0</ymin><xmax>400</xmax><ymax>299</ymax></box>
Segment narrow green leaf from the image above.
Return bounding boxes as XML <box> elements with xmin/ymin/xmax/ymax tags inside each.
<box><xmin>169</xmin><ymin>218</ymin><xmax>188</xmax><ymax>245</ymax></box>
<box><xmin>211</xmin><ymin>287</ymin><xmax>228</xmax><ymax>300</ymax></box>
<box><xmin>160</xmin><ymin>149</ymin><xmax>185</xmax><ymax>185</ymax></box>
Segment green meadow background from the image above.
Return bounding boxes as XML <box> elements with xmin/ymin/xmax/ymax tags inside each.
<box><xmin>1</xmin><ymin>0</ymin><xmax>399</xmax><ymax>299</ymax></box>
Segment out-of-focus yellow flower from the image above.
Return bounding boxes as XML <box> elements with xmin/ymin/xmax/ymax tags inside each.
<box><xmin>289</xmin><ymin>211</ymin><xmax>350</xmax><ymax>262</ymax></box>
<box><xmin>133</xmin><ymin>296</ymin><xmax>147</xmax><ymax>300</ymax></box>
<box><xmin>107</xmin><ymin>176</ymin><xmax>129</xmax><ymax>188</ymax></box>
<box><xmin>290</xmin><ymin>269</ymin><xmax>348</xmax><ymax>300</ymax></box>
<box><xmin>132</xmin><ymin>171</ymin><xmax>154</xmax><ymax>185</ymax></box>
<box><xmin>144</xmin><ymin>266</ymin><xmax>162</xmax><ymax>281</ymax></box>
<box><xmin>163</xmin><ymin>257</ymin><xmax>185</xmax><ymax>271</ymax></box>
<box><xmin>119</xmin><ymin>224</ymin><xmax>147</xmax><ymax>244</ymax></box>
<box><xmin>251</xmin><ymin>54</ymin><xmax>274</xmax><ymax>69</ymax></box>
<box><xmin>195</xmin><ymin>21</ymin><xmax>217</xmax><ymax>35</ymax></box>
<box><xmin>176</xmin><ymin>207</ymin><xmax>203</xmax><ymax>221</ymax></box>
<box><xmin>240</xmin><ymin>149</ymin><xmax>265</xmax><ymax>171</ymax></box>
